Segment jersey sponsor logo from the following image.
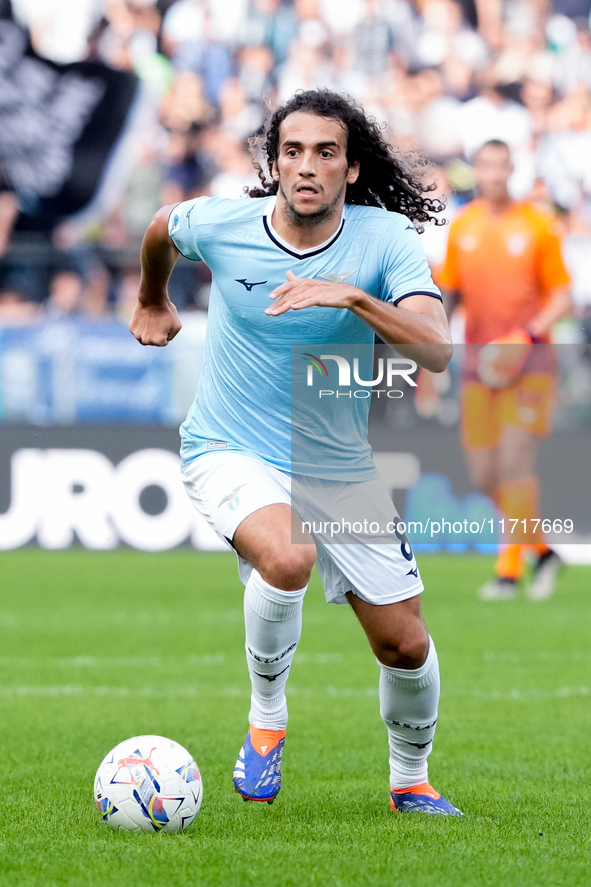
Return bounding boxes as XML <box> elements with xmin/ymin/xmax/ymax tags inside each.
<box><xmin>219</xmin><ymin>483</ymin><xmax>247</xmax><ymax>511</ymax></box>
<box><xmin>316</xmin><ymin>268</ymin><xmax>358</xmax><ymax>284</ymax></box>
<box><xmin>235</xmin><ymin>278</ymin><xmax>268</xmax><ymax>291</ymax></box>
<box><xmin>207</xmin><ymin>440</ymin><xmax>227</xmax><ymax>450</ymax></box>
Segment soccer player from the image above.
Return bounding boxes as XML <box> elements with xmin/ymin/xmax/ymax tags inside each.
<box><xmin>438</xmin><ymin>139</ymin><xmax>572</xmax><ymax>600</ymax></box>
<box><xmin>130</xmin><ymin>90</ymin><xmax>461</xmax><ymax>815</ymax></box>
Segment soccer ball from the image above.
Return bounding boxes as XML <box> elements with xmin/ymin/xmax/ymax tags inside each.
<box><xmin>94</xmin><ymin>735</ymin><xmax>203</xmax><ymax>832</ymax></box>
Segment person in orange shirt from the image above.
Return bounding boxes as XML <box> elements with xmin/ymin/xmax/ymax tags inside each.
<box><xmin>438</xmin><ymin>140</ymin><xmax>572</xmax><ymax>600</ymax></box>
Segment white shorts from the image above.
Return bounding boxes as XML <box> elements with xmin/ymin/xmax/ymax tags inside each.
<box><xmin>181</xmin><ymin>451</ymin><xmax>423</xmax><ymax>606</ymax></box>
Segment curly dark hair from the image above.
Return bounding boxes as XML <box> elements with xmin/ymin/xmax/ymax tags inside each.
<box><xmin>248</xmin><ymin>89</ymin><xmax>446</xmax><ymax>233</ymax></box>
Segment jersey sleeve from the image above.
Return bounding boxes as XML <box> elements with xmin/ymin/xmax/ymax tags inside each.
<box><xmin>435</xmin><ymin>218</ymin><xmax>460</xmax><ymax>291</ymax></box>
<box><xmin>379</xmin><ymin>221</ymin><xmax>442</xmax><ymax>304</ymax></box>
<box><xmin>168</xmin><ymin>198</ymin><xmax>210</xmax><ymax>261</ymax></box>
<box><xmin>535</xmin><ymin>218</ymin><xmax>571</xmax><ymax>296</ymax></box>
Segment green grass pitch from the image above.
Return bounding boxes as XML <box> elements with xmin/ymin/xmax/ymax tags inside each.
<box><xmin>0</xmin><ymin>548</ymin><xmax>590</xmax><ymax>887</ymax></box>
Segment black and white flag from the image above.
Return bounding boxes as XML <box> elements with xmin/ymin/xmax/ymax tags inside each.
<box><xmin>0</xmin><ymin>0</ymin><xmax>143</xmax><ymax>230</ymax></box>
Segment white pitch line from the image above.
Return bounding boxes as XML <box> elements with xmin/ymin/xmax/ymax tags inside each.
<box><xmin>0</xmin><ymin>655</ymin><xmax>226</xmax><ymax>669</ymax></box>
<box><xmin>483</xmin><ymin>650</ymin><xmax>591</xmax><ymax>662</ymax></box>
<box><xmin>0</xmin><ymin>652</ymin><xmax>342</xmax><ymax>669</ymax></box>
<box><xmin>0</xmin><ymin>685</ymin><xmax>587</xmax><ymax>701</ymax></box>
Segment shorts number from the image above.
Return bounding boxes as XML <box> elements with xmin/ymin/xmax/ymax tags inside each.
<box><xmin>392</xmin><ymin>517</ymin><xmax>413</xmax><ymax>561</ymax></box>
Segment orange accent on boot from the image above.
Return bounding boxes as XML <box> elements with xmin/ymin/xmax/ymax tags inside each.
<box><xmin>532</xmin><ymin>543</ymin><xmax>552</xmax><ymax>557</ymax></box>
<box><xmin>249</xmin><ymin>725</ymin><xmax>285</xmax><ymax>756</ymax></box>
<box><xmin>495</xmin><ymin>544</ymin><xmax>523</xmax><ymax>581</ymax></box>
<box><xmin>391</xmin><ymin>782</ymin><xmax>441</xmax><ymax>800</ymax></box>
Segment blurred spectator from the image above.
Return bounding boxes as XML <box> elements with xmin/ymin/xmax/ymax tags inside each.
<box><xmin>161</xmin><ymin>1</ymin><xmax>232</xmax><ymax>103</ymax></box>
<box><xmin>160</xmin><ymin>125</ymin><xmax>210</xmax><ymax>206</ymax></box>
<box><xmin>237</xmin><ymin>43</ymin><xmax>277</xmax><ymax>104</ymax></box>
<box><xmin>408</xmin><ymin>66</ymin><xmax>464</xmax><ymax>160</ymax></box>
<box><xmin>115</xmin><ymin>268</ymin><xmax>143</xmax><ymax>321</ymax></box>
<box><xmin>561</xmin><ymin>206</ymin><xmax>591</xmax><ymax>330</ymax></box>
<box><xmin>204</xmin><ymin>130</ymin><xmax>260</xmax><ymax>198</ymax></box>
<box><xmin>4</xmin><ymin>0</ymin><xmax>591</xmax><ymax>328</ymax></box>
<box><xmin>97</xmin><ymin>0</ymin><xmax>160</xmax><ymax>71</ymax></box>
<box><xmin>241</xmin><ymin>0</ymin><xmax>296</xmax><ymax>64</ymax></box>
<box><xmin>538</xmin><ymin>84</ymin><xmax>591</xmax><ymax>209</ymax></box>
<box><xmin>0</xmin><ymin>191</ymin><xmax>19</xmax><ymax>257</ymax></box>
<box><xmin>43</xmin><ymin>270</ymin><xmax>85</xmax><ymax>319</ymax></box>
<box><xmin>0</xmin><ymin>287</ymin><xmax>39</xmax><ymax>324</ymax></box>
<box><xmin>552</xmin><ymin>15</ymin><xmax>591</xmax><ymax>94</ymax></box>
<box><xmin>11</xmin><ymin>0</ymin><xmax>104</xmax><ymax>62</ymax></box>
<box><xmin>413</xmin><ymin>0</ymin><xmax>488</xmax><ymax>72</ymax></box>
<box><xmin>352</xmin><ymin>0</ymin><xmax>398</xmax><ymax>76</ymax></box>
<box><xmin>521</xmin><ymin>70</ymin><xmax>555</xmax><ymax>138</ymax></box>
<box><xmin>454</xmin><ymin>66</ymin><xmax>532</xmax><ymax>160</ymax></box>
<box><xmin>160</xmin><ymin>70</ymin><xmax>212</xmax><ymax>133</ymax></box>
<box><xmin>83</xmin><ymin>265</ymin><xmax>113</xmax><ymax>318</ymax></box>
<box><xmin>277</xmin><ymin>38</ymin><xmax>332</xmax><ymax>102</ymax></box>
<box><xmin>219</xmin><ymin>78</ymin><xmax>265</xmax><ymax>141</ymax></box>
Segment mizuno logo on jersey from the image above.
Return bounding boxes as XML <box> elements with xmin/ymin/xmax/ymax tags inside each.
<box><xmin>406</xmin><ymin>567</ymin><xmax>418</xmax><ymax>578</ymax></box>
<box><xmin>235</xmin><ymin>278</ymin><xmax>268</xmax><ymax>291</ymax></box>
<box><xmin>316</xmin><ymin>269</ymin><xmax>358</xmax><ymax>284</ymax></box>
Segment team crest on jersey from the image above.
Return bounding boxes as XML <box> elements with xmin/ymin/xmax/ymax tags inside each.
<box><xmin>317</xmin><ymin>269</ymin><xmax>358</xmax><ymax>284</ymax></box>
<box><xmin>169</xmin><ymin>213</ymin><xmax>181</xmax><ymax>235</ymax></box>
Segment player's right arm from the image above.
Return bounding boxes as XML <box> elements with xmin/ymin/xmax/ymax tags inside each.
<box><xmin>130</xmin><ymin>205</ymin><xmax>182</xmax><ymax>347</ymax></box>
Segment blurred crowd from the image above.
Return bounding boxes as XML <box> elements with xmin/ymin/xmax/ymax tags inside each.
<box><xmin>1</xmin><ymin>0</ymin><xmax>591</xmax><ymax>339</ymax></box>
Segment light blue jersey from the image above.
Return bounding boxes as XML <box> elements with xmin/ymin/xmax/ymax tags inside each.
<box><xmin>169</xmin><ymin>196</ymin><xmax>441</xmax><ymax>479</ymax></box>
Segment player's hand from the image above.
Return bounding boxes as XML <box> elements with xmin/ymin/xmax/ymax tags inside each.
<box><xmin>129</xmin><ymin>299</ymin><xmax>182</xmax><ymax>346</ymax></box>
<box><xmin>265</xmin><ymin>270</ymin><xmax>363</xmax><ymax>316</ymax></box>
<box><xmin>477</xmin><ymin>328</ymin><xmax>533</xmax><ymax>388</ymax></box>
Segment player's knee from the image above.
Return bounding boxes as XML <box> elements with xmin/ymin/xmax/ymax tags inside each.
<box><xmin>260</xmin><ymin>544</ymin><xmax>316</xmax><ymax>591</ymax></box>
<box><xmin>375</xmin><ymin>631</ymin><xmax>429</xmax><ymax>670</ymax></box>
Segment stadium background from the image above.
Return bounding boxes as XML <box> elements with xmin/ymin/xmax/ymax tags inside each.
<box><xmin>1</xmin><ymin>0</ymin><xmax>590</xmax><ymax>559</ymax></box>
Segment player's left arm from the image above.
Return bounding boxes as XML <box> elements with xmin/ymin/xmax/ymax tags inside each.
<box><xmin>526</xmin><ymin>218</ymin><xmax>573</xmax><ymax>338</ymax></box>
<box><xmin>266</xmin><ymin>271</ymin><xmax>452</xmax><ymax>372</ymax></box>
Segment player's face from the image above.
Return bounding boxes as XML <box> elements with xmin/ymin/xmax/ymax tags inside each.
<box><xmin>473</xmin><ymin>145</ymin><xmax>513</xmax><ymax>202</ymax></box>
<box><xmin>272</xmin><ymin>111</ymin><xmax>360</xmax><ymax>226</ymax></box>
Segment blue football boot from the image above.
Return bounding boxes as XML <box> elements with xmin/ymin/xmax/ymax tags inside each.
<box><xmin>391</xmin><ymin>783</ymin><xmax>463</xmax><ymax>816</ymax></box>
<box><xmin>233</xmin><ymin>725</ymin><xmax>285</xmax><ymax>804</ymax></box>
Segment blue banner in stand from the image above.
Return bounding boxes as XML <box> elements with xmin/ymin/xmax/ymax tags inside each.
<box><xmin>0</xmin><ymin>321</ymin><xmax>174</xmax><ymax>425</ymax></box>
